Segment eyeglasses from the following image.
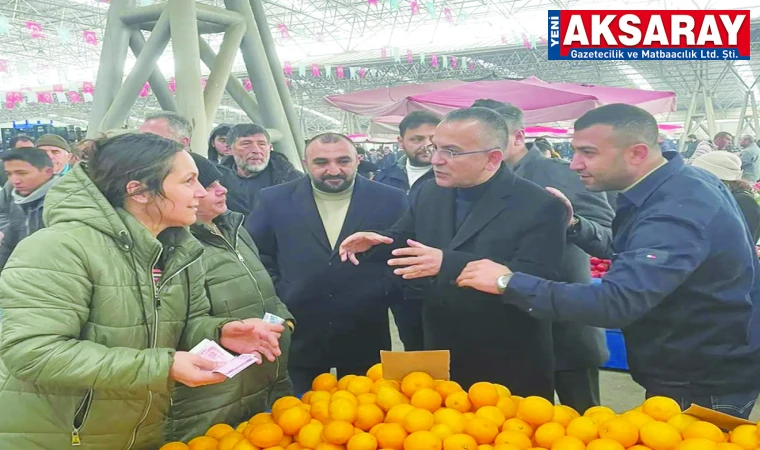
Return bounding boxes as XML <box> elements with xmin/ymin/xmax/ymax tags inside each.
<box><xmin>423</xmin><ymin>144</ymin><xmax>501</xmax><ymax>159</ymax></box>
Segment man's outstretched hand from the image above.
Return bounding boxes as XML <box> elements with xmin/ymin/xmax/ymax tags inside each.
<box><xmin>339</xmin><ymin>232</ymin><xmax>394</xmax><ymax>265</ymax></box>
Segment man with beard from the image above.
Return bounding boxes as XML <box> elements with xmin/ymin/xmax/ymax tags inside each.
<box><xmin>246</xmin><ymin>133</ymin><xmax>408</xmax><ymax>394</ymax></box>
<box><xmin>222</xmin><ymin>123</ymin><xmax>303</xmax><ymax>213</ymax></box>
<box><xmin>375</xmin><ymin>111</ymin><xmax>438</xmax><ymax>197</ymax></box>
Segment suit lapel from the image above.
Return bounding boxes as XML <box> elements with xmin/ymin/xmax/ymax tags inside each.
<box><xmin>449</xmin><ymin>169</ymin><xmax>513</xmax><ymax>250</ymax></box>
<box><xmin>293</xmin><ymin>179</ymin><xmax>332</xmax><ymax>253</ymax></box>
<box><xmin>331</xmin><ymin>177</ymin><xmax>367</xmax><ymax>258</ymax></box>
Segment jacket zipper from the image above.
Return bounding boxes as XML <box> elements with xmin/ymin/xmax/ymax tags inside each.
<box><xmin>70</xmin><ymin>389</ymin><xmax>94</xmax><ymax>446</ymax></box>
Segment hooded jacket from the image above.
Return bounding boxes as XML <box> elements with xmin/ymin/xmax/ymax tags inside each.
<box><xmin>0</xmin><ymin>164</ymin><xmax>230</xmax><ymax>449</ymax></box>
<box><xmin>207</xmin><ymin>123</ymin><xmax>232</xmax><ymax>164</ymax></box>
<box><xmin>168</xmin><ymin>210</ymin><xmax>294</xmax><ymax>441</ymax></box>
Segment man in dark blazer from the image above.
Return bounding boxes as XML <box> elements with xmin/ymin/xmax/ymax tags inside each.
<box><xmin>246</xmin><ymin>132</ymin><xmax>408</xmax><ymax>395</ymax></box>
<box><xmin>473</xmin><ymin>100</ymin><xmax>613</xmax><ymax>413</ymax></box>
<box><xmin>339</xmin><ymin>108</ymin><xmax>567</xmax><ymax>399</ymax></box>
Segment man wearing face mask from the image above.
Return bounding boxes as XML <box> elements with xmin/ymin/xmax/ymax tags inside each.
<box><xmin>245</xmin><ymin>133</ymin><xmax>408</xmax><ymax>394</ymax></box>
<box><xmin>222</xmin><ymin>124</ymin><xmax>303</xmax><ymax>214</ymax></box>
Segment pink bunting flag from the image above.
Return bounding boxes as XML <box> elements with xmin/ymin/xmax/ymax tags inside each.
<box><xmin>501</xmin><ymin>35</ymin><xmax>508</xmax><ymax>44</ymax></box>
<box><xmin>82</xmin><ymin>82</ymin><xmax>94</xmax><ymax>94</ymax></box>
<box><xmin>5</xmin><ymin>92</ymin><xmax>15</xmax><ymax>102</ymax></box>
<box><xmin>26</xmin><ymin>21</ymin><xmax>44</xmax><ymax>39</ymax></box>
<box><xmin>5</xmin><ymin>100</ymin><xmax>14</xmax><ymax>110</ymax></box>
<box><xmin>37</xmin><ymin>92</ymin><xmax>53</xmax><ymax>104</ymax></box>
<box><xmin>53</xmin><ymin>84</ymin><xmax>64</xmax><ymax>92</ymax></box>
<box><xmin>359</xmin><ymin>68</ymin><xmax>367</xmax><ymax>79</ymax></box>
<box><xmin>540</xmin><ymin>35</ymin><xmax>547</xmax><ymax>45</ymax></box>
<box><xmin>336</xmin><ymin>66</ymin><xmax>345</xmax><ymax>79</ymax></box>
<box><xmin>521</xmin><ymin>33</ymin><xmax>532</xmax><ymax>49</ymax></box>
<box><xmin>444</xmin><ymin>8</ymin><xmax>453</xmax><ymax>22</ymax></box>
<box><xmin>468</xmin><ymin>59</ymin><xmax>476</xmax><ymax>70</ymax></box>
<box><xmin>410</xmin><ymin>0</ymin><xmax>419</xmax><ymax>15</ymax></box>
<box><xmin>406</xmin><ymin>50</ymin><xmax>413</xmax><ymax>64</ymax></box>
<box><xmin>283</xmin><ymin>62</ymin><xmax>293</xmax><ymax>76</ymax></box>
<box><xmin>13</xmin><ymin>92</ymin><xmax>23</xmax><ymax>102</ymax></box>
<box><xmin>367</xmin><ymin>0</ymin><xmax>378</xmax><ymax>5</ymax></box>
<box><xmin>243</xmin><ymin>78</ymin><xmax>252</xmax><ymax>91</ymax></box>
<box><xmin>277</xmin><ymin>24</ymin><xmax>289</xmax><ymax>39</ymax></box>
<box><xmin>450</xmin><ymin>56</ymin><xmax>458</xmax><ymax>69</ymax></box>
<box><xmin>381</xmin><ymin>47</ymin><xmax>387</xmax><ymax>58</ymax></box>
<box><xmin>311</xmin><ymin>64</ymin><xmax>320</xmax><ymax>77</ymax></box>
<box><xmin>83</xmin><ymin>30</ymin><xmax>97</xmax><ymax>45</ymax></box>
<box><xmin>0</xmin><ymin>60</ymin><xmax>7</xmax><ymax>73</ymax></box>
<box><xmin>201</xmin><ymin>77</ymin><xmax>207</xmax><ymax>88</ymax></box>
<box><xmin>139</xmin><ymin>82</ymin><xmax>150</xmax><ymax>97</ymax></box>
<box><xmin>431</xmin><ymin>55</ymin><xmax>439</xmax><ymax>68</ymax></box>
<box><xmin>168</xmin><ymin>78</ymin><xmax>176</xmax><ymax>93</ymax></box>
<box><xmin>68</xmin><ymin>91</ymin><xmax>83</xmax><ymax>103</ymax></box>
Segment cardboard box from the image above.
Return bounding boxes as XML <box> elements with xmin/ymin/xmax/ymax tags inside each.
<box><xmin>380</xmin><ymin>350</ymin><xmax>450</xmax><ymax>381</ymax></box>
<box><xmin>684</xmin><ymin>405</ymin><xmax>755</xmax><ymax>430</ymax></box>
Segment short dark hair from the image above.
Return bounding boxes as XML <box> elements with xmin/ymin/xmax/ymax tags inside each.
<box><xmin>1</xmin><ymin>147</ymin><xmax>53</xmax><ymax>169</ymax></box>
<box><xmin>227</xmin><ymin>123</ymin><xmax>270</xmax><ymax>145</ymax></box>
<box><xmin>688</xmin><ymin>134</ymin><xmax>698</xmax><ymax>140</ymax></box>
<box><xmin>143</xmin><ymin>111</ymin><xmax>193</xmax><ymax>140</ymax></box>
<box><xmin>441</xmin><ymin>107</ymin><xmax>510</xmax><ymax>149</ymax></box>
<box><xmin>305</xmin><ymin>132</ymin><xmax>356</xmax><ymax>150</ymax></box>
<box><xmin>9</xmin><ymin>135</ymin><xmax>34</xmax><ymax>149</ymax></box>
<box><xmin>574</xmin><ymin>104</ymin><xmax>659</xmax><ymax>149</ymax></box>
<box><xmin>471</xmin><ymin>99</ymin><xmax>524</xmax><ymax>133</ymax></box>
<box><xmin>399</xmin><ymin>111</ymin><xmax>441</xmax><ymax>137</ymax></box>
<box><xmin>714</xmin><ymin>131</ymin><xmax>733</xmax><ymax>140</ymax></box>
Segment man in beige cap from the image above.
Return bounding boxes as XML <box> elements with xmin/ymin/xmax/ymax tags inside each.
<box><xmin>35</xmin><ymin>134</ymin><xmax>72</xmax><ymax>176</ymax></box>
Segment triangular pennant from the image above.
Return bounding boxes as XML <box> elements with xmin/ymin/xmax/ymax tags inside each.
<box><xmin>424</xmin><ymin>1</ymin><xmax>435</xmax><ymax>18</ymax></box>
<box><xmin>393</xmin><ymin>48</ymin><xmax>401</xmax><ymax>63</ymax></box>
<box><xmin>57</xmin><ymin>27</ymin><xmax>71</xmax><ymax>42</ymax></box>
<box><xmin>0</xmin><ymin>15</ymin><xmax>10</xmax><ymax>36</ymax></box>
<box><xmin>389</xmin><ymin>0</ymin><xmax>400</xmax><ymax>10</ymax></box>
<box><xmin>298</xmin><ymin>64</ymin><xmax>306</xmax><ymax>77</ymax></box>
<box><xmin>324</xmin><ymin>64</ymin><xmax>332</xmax><ymax>78</ymax></box>
<box><xmin>419</xmin><ymin>53</ymin><xmax>426</xmax><ymax>64</ymax></box>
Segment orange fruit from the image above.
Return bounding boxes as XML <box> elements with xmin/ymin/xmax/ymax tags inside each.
<box><xmin>728</xmin><ymin>425</ymin><xmax>760</xmax><ymax>450</ymax></box>
<box><xmin>412</xmin><ymin>389</ymin><xmax>443</xmax><ymax>412</ymax></box>
<box><xmin>315</xmin><ymin>444</ymin><xmax>345</xmax><ymax>450</ymax></box>
<box><xmin>297</xmin><ymin>422</ymin><xmax>324</xmax><ymax>448</ymax></box>
<box><xmin>377</xmin><ymin>386</ymin><xmax>407</xmax><ymax>412</ymax></box>
<box><xmin>642</xmin><ymin>397</ymin><xmax>681</xmax><ymax>422</ymax></box>
<box><xmin>386</xmin><ymin>404</ymin><xmax>417</xmax><ymax>424</ymax></box>
<box><xmin>218</xmin><ymin>431</ymin><xmax>245</xmax><ymax>450</ymax></box>
<box><xmin>311</xmin><ymin>391</ymin><xmax>332</xmax><ymax>405</ymax></box>
<box><xmin>251</xmin><ymin>413</ymin><xmax>275</xmax><ymax>425</ymax></box>
<box><xmin>494</xmin><ymin>430</ymin><xmax>532</xmax><ymax>450</ymax></box>
<box><xmin>466</xmin><ymin>417</ymin><xmax>500</xmax><ymax>445</ymax></box>
<box><xmin>376</xmin><ymin>423</ymin><xmax>409</xmax><ymax>450</ymax></box>
<box><xmin>629</xmin><ymin>446</ymin><xmax>653</xmax><ymax>450</ymax></box>
<box><xmin>584</xmin><ymin>407</ymin><xmax>615</xmax><ymax>417</ymax></box>
<box><xmin>534</xmin><ymin>423</ymin><xmax>566</xmax><ymax>449</ymax></box>
<box><xmin>551</xmin><ymin>406</ymin><xmax>579</xmax><ymax>428</ymax></box>
<box><xmin>587</xmin><ymin>411</ymin><xmax>616</xmax><ymax>425</ymax></box>
<box><xmin>493</xmin><ymin>445</ymin><xmax>522</xmax><ymax>450</ymax></box>
<box><xmin>236</xmin><ymin>421</ymin><xmax>249</xmax><ymax>432</ymax></box>
<box><xmin>274</xmin><ymin>397</ymin><xmax>304</xmax><ymax>420</ymax></box>
<box><xmin>331</xmin><ymin>399</ymin><xmax>359</xmax><ymax>423</ymax></box>
<box><xmin>586</xmin><ymin>438</ymin><xmax>625</xmax><ymax>450</ymax></box>
<box><xmin>446</xmin><ymin>392</ymin><xmax>473</xmax><ymax>413</ymax></box>
<box><xmin>479</xmin><ymin>445</ymin><xmax>495</xmax><ymax>450</ymax></box>
<box><xmin>339</xmin><ymin>375</ymin><xmax>358</xmax><ymax>391</ymax></box>
<box><xmin>476</xmin><ymin>406</ymin><xmax>507</xmax><ymax>427</ymax></box>
<box><xmin>161</xmin><ymin>443</ymin><xmax>190</xmax><ymax>450</ymax></box>
<box><xmin>683</xmin><ymin>422</ymin><xmax>725</xmax><ymax>443</ymax></box>
<box><xmin>566</xmin><ymin>417</ymin><xmax>599</xmax><ymax>445</ymax></box>
<box><xmin>233</xmin><ymin>440</ymin><xmax>257</xmax><ymax>450</ymax></box>
<box><xmin>279</xmin><ymin>406</ymin><xmax>312</xmax><ymax>435</ymax></box>
<box><xmin>405</xmin><ymin>431</ymin><xmax>444</xmax><ymax>450</ymax></box>
<box><xmin>302</xmin><ymin>392</ymin><xmax>314</xmax><ymax>404</ymax></box>
<box><xmin>496</xmin><ymin>398</ymin><xmax>518</xmax><ymax>420</ymax></box>
<box><xmin>356</xmin><ymin>404</ymin><xmax>386</xmax><ymax>431</ymax></box>
<box><xmin>324</xmin><ymin>421</ymin><xmax>356</xmax><ymax>445</ymax></box>
<box><xmin>287</xmin><ymin>444</ymin><xmax>304</xmax><ymax>450</ymax></box>
<box><xmin>639</xmin><ymin>421</ymin><xmax>682</xmax><ymax>450</ymax></box>
<box><xmin>550</xmin><ymin>436</ymin><xmax>586</xmax><ymax>450</ymax></box>
<box><xmin>189</xmin><ymin>436</ymin><xmax>221</xmax><ymax>450</ymax></box>
<box><xmin>502</xmin><ymin>419</ymin><xmax>534</xmax><ymax>439</ymax></box>
<box><xmin>716</xmin><ymin>444</ymin><xmax>745</xmax><ymax>450</ymax></box>
<box><xmin>402</xmin><ymin>372</ymin><xmax>436</xmax><ymax>398</ymax></box>
<box><xmin>516</xmin><ymin>397</ymin><xmax>554</xmax><ymax>427</ymax></box>
<box><xmin>358</xmin><ymin>394</ymin><xmax>378</xmax><ymax>405</ymax></box>
<box><xmin>333</xmin><ymin>391</ymin><xmax>360</xmax><ymax>406</ymax></box>
<box><xmin>677</xmin><ymin>439</ymin><xmax>718</xmax><ymax>450</ymax></box>
<box><xmin>469</xmin><ymin>383</ymin><xmax>500</xmax><ymax>410</ymax></box>
<box><xmin>348</xmin><ymin>433</ymin><xmax>378</xmax><ymax>450</ymax></box>
<box><xmin>494</xmin><ymin>385</ymin><xmax>512</xmax><ymax>398</ymax></box>
<box><xmin>434</xmin><ymin>409</ymin><xmax>468</xmax><ymax>434</ymax></box>
<box><xmin>404</xmin><ymin>409</ymin><xmax>436</xmax><ymax>433</ymax></box>
<box><xmin>366</xmin><ymin>364</ymin><xmax>384</xmax><ymax>382</ymax></box>
<box><xmin>373</xmin><ymin>380</ymin><xmax>401</xmax><ymax>394</ymax></box>
<box><xmin>511</xmin><ymin>397</ymin><xmax>523</xmax><ymax>410</ymax></box>
<box><xmin>207</xmin><ymin>423</ymin><xmax>236</xmax><ymax>439</ymax></box>
<box><xmin>312</xmin><ymin>401</ymin><xmax>331</xmax><ymax>423</ymax></box>
<box><xmin>281</xmin><ymin>436</ymin><xmax>294</xmax><ymax>447</ymax></box>
<box><xmin>431</xmin><ymin>424</ymin><xmax>455</xmax><ymax>441</ymax></box>
<box><xmin>349</xmin><ymin>377</ymin><xmax>376</xmax><ymax>396</ymax></box>
<box><xmin>465</xmin><ymin>413</ymin><xmax>476</xmax><ymax>421</ymax></box>
<box><xmin>667</xmin><ymin>415</ymin><xmax>699</xmax><ymax>434</ymax></box>
<box><xmin>598</xmin><ymin>417</ymin><xmax>639</xmax><ymax>448</ymax></box>
<box><xmin>623</xmin><ymin>410</ymin><xmax>655</xmax><ymax>430</ymax></box>
<box><xmin>444</xmin><ymin>434</ymin><xmax>479</xmax><ymax>450</ymax></box>
<box><xmin>436</xmin><ymin>381</ymin><xmax>464</xmax><ymax>401</ymax></box>
<box><xmin>251</xmin><ymin>424</ymin><xmax>286</xmax><ymax>448</ymax></box>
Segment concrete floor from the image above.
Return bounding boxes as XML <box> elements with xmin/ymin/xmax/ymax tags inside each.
<box><xmin>387</xmin><ymin>313</ymin><xmax>760</xmax><ymax>421</ymax></box>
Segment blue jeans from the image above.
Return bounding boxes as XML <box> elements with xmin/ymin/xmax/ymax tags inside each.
<box><xmin>647</xmin><ymin>390</ymin><xmax>759</xmax><ymax>419</ymax></box>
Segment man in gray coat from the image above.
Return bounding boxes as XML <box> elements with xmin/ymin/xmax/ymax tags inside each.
<box><xmin>739</xmin><ymin>135</ymin><xmax>760</xmax><ymax>183</ymax></box>
<box><xmin>473</xmin><ymin>99</ymin><xmax>613</xmax><ymax>413</ymax></box>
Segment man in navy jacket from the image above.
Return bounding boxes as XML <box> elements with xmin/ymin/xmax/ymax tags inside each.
<box><xmin>456</xmin><ymin>104</ymin><xmax>760</xmax><ymax>418</ymax></box>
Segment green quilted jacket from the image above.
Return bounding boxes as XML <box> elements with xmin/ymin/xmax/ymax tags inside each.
<box><xmin>167</xmin><ymin>211</ymin><xmax>295</xmax><ymax>442</ymax></box>
<box><xmin>0</xmin><ymin>164</ymin><xmax>230</xmax><ymax>450</ymax></box>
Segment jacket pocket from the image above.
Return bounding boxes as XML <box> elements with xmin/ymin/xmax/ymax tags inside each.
<box><xmin>71</xmin><ymin>389</ymin><xmax>94</xmax><ymax>446</ymax></box>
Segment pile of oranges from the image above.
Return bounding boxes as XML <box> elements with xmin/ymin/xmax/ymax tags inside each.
<box><xmin>160</xmin><ymin>365</ymin><xmax>760</xmax><ymax>450</ymax></box>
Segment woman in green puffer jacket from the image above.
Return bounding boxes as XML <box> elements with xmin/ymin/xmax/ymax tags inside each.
<box><xmin>167</xmin><ymin>154</ymin><xmax>296</xmax><ymax>442</ymax></box>
<box><xmin>0</xmin><ymin>133</ymin><xmax>285</xmax><ymax>450</ymax></box>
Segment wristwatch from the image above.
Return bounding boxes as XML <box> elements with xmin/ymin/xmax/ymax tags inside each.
<box><xmin>496</xmin><ymin>274</ymin><xmax>514</xmax><ymax>293</ymax></box>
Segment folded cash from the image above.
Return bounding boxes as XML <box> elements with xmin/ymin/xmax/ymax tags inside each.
<box><xmin>188</xmin><ymin>338</ymin><xmax>260</xmax><ymax>378</ymax></box>
<box><xmin>263</xmin><ymin>312</ymin><xmax>286</xmax><ymax>325</ymax></box>
<box><xmin>213</xmin><ymin>353</ymin><xmax>260</xmax><ymax>378</ymax></box>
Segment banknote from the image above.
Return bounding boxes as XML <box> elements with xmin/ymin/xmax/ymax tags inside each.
<box><xmin>188</xmin><ymin>339</ymin><xmax>234</xmax><ymax>363</ymax></box>
<box><xmin>213</xmin><ymin>353</ymin><xmax>260</xmax><ymax>378</ymax></box>
<box><xmin>263</xmin><ymin>313</ymin><xmax>285</xmax><ymax>325</ymax></box>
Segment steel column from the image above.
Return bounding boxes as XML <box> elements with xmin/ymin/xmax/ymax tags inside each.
<box><xmin>128</xmin><ymin>31</ymin><xmax>178</xmax><ymax>112</ymax></box>
<box><xmin>203</xmin><ymin>21</ymin><xmax>246</xmax><ymax>128</ymax></box>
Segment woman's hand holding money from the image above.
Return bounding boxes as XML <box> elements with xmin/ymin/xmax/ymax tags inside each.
<box><xmin>221</xmin><ymin>318</ymin><xmax>284</xmax><ymax>362</ymax></box>
<box><xmin>170</xmin><ymin>351</ymin><xmax>227</xmax><ymax>387</ymax></box>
